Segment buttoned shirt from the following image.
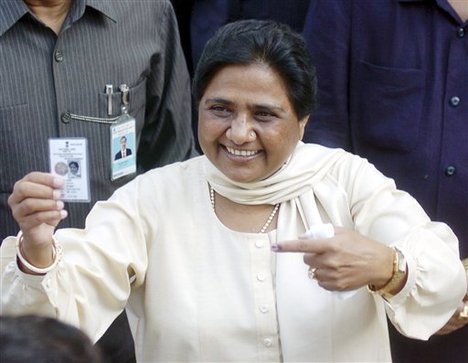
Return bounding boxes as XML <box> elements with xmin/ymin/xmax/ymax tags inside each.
<box><xmin>0</xmin><ymin>0</ymin><xmax>196</xmax><ymax>239</ymax></box>
<box><xmin>303</xmin><ymin>0</ymin><xmax>468</xmax><ymax>262</ymax></box>
<box><xmin>303</xmin><ymin>2</ymin><xmax>468</xmax><ymax>361</ymax></box>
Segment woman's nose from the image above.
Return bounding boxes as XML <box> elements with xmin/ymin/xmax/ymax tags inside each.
<box><xmin>226</xmin><ymin>116</ymin><xmax>256</xmax><ymax>145</ymax></box>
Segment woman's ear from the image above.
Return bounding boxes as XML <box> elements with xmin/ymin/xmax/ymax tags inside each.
<box><xmin>298</xmin><ymin>115</ymin><xmax>310</xmax><ymax>140</ymax></box>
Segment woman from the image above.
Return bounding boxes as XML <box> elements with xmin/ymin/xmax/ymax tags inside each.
<box><xmin>2</xmin><ymin>20</ymin><xmax>466</xmax><ymax>362</ymax></box>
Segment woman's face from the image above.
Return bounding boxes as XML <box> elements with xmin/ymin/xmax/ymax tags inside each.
<box><xmin>198</xmin><ymin>63</ymin><xmax>308</xmax><ymax>183</ymax></box>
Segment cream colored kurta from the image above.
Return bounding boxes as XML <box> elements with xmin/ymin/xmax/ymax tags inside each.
<box><xmin>1</xmin><ymin>144</ymin><xmax>466</xmax><ymax>362</ymax></box>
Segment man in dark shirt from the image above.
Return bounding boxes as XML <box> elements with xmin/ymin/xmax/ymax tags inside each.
<box><xmin>0</xmin><ymin>1</ymin><xmax>196</xmax><ymax>362</ymax></box>
<box><xmin>303</xmin><ymin>1</ymin><xmax>467</xmax><ymax>362</ymax></box>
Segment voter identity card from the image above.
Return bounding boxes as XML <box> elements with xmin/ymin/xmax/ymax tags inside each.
<box><xmin>49</xmin><ymin>138</ymin><xmax>90</xmax><ymax>202</ymax></box>
<box><xmin>110</xmin><ymin>114</ymin><xmax>136</xmax><ymax>181</ymax></box>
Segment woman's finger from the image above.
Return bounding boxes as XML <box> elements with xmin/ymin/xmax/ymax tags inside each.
<box><xmin>8</xmin><ymin>173</ymin><xmax>64</xmax><ymax>205</ymax></box>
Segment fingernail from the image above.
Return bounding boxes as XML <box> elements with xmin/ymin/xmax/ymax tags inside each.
<box><xmin>52</xmin><ymin>190</ymin><xmax>62</xmax><ymax>200</ymax></box>
<box><xmin>271</xmin><ymin>243</ymin><xmax>281</xmax><ymax>252</ymax></box>
<box><xmin>60</xmin><ymin>210</ymin><xmax>68</xmax><ymax>219</ymax></box>
<box><xmin>56</xmin><ymin>200</ymin><xmax>64</xmax><ymax>210</ymax></box>
<box><xmin>53</xmin><ymin>177</ymin><xmax>65</xmax><ymax>188</ymax></box>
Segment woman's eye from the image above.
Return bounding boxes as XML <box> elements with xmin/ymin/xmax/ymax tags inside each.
<box><xmin>255</xmin><ymin>111</ymin><xmax>275</xmax><ymax>121</ymax></box>
<box><xmin>210</xmin><ymin>105</ymin><xmax>231</xmax><ymax>116</ymax></box>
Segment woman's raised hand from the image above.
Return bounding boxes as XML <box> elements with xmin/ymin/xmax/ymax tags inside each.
<box><xmin>8</xmin><ymin>172</ymin><xmax>67</xmax><ymax>268</ymax></box>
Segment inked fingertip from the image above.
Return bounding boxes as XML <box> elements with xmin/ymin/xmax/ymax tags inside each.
<box><xmin>271</xmin><ymin>243</ymin><xmax>281</xmax><ymax>252</ymax></box>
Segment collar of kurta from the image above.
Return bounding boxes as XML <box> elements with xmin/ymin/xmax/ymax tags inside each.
<box><xmin>205</xmin><ymin>141</ymin><xmax>346</xmax><ymax>206</ymax></box>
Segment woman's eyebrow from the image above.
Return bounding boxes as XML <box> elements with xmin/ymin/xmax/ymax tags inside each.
<box><xmin>255</xmin><ymin>103</ymin><xmax>286</xmax><ymax>113</ymax></box>
<box><xmin>204</xmin><ymin>97</ymin><xmax>233</xmax><ymax>105</ymax></box>
<box><xmin>204</xmin><ymin>98</ymin><xmax>286</xmax><ymax>113</ymax></box>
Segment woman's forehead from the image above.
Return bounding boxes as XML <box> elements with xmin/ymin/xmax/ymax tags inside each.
<box><xmin>203</xmin><ymin>64</ymin><xmax>288</xmax><ymax>98</ymax></box>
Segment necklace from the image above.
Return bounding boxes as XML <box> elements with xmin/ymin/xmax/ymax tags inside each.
<box><xmin>209</xmin><ymin>184</ymin><xmax>280</xmax><ymax>233</ymax></box>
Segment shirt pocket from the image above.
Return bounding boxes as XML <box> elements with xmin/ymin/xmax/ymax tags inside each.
<box><xmin>350</xmin><ymin>60</ymin><xmax>425</xmax><ymax>152</ymax></box>
<box><xmin>98</xmin><ymin>77</ymin><xmax>147</xmax><ymax>118</ymax></box>
<box><xmin>97</xmin><ymin>76</ymin><xmax>147</xmax><ymax>133</ymax></box>
<box><xmin>96</xmin><ymin>77</ymin><xmax>147</xmax><ymax>187</ymax></box>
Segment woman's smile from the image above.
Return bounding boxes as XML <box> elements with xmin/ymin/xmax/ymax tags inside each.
<box><xmin>224</xmin><ymin>145</ymin><xmax>261</xmax><ymax>158</ymax></box>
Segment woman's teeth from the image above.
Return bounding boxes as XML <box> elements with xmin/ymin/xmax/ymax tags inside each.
<box><xmin>226</xmin><ymin>147</ymin><xmax>259</xmax><ymax>157</ymax></box>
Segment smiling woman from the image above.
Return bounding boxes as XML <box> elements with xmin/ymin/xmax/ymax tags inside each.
<box><xmin>198</xmin><ymin>63</ymin><xmax>307</xmax><ymax>183</ymax></box>
<box><xmin>194</xmin><ymin>19</ymin><xmax>315</xmax><ymax>186</ymax></box>
<box><xmin>1</xmin><ymin>20</ymin><xmax>466</xmax><ymax>363</ymax></box>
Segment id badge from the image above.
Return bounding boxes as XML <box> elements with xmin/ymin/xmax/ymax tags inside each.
<box><xmin>49</xmin><ymin>138</ymin><xmax>90</xmax><ymax>202</ymax></box>
<box><xmin>111</xmin><ymin>113</ymin><xmax>137</xmax><ymax>181</ymax></box>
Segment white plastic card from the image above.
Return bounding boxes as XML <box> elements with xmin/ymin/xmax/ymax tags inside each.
<box><xmin>49</xmin><ymin>138</ymin><xmax>90</xmax><ymax>202</ymax></box>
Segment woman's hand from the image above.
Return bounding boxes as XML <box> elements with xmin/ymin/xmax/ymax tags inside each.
<box><xmin>435</xmin><ymin>296</ymin><xmax>468</xmax><ymax>335</ymax></box>
<box><xmin>273</xmin><ymin>227</ymin><xmax>395</xmax><ymax>292</ymax></box>
<box><xmin>436</xmin><ymin>263</ymin><xmax>468</xmax><ymax>335</ymax></box>
<box><xmin>8</xmin><ymin>172</ymin><xmax>67</xmax><ymax>268</ymax></box>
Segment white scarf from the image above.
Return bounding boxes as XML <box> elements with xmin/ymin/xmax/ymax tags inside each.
<box><xmin>205</xmin><ymin>142</ymin><xmax>349</xmax><ymax>361</ymax></box>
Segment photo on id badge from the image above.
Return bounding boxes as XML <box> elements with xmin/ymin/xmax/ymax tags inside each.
<box><xmin>111</xmin><ymin>119</ymin><xmax>136</xmax><ymax>181</ymax></box>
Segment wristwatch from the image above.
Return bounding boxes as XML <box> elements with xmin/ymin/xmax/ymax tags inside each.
<box><xmin>369</xmin><ymin>246</ymin><xmax>407</xmax><ymax>301</ymax></box>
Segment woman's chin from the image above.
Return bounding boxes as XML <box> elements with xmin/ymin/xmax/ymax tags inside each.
<box><xmin>220</xmin><ymin>167</ymin><xmax>261</xmax><ymax>183</ymax></box>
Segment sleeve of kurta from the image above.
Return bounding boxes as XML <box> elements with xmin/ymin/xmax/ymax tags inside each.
<box><xmin>138</xmin><ymin>1</ymin><xmax>197</xmax><ymax>171</ymax></box>
<box><xmin>0</xmin><ymin>178</ymin><xmax>150</xmax><ymax>343</ymax></box>
<box><xmin>340</xmin><ymin>155</ymin><xmax>466</xmax><ymax>339</ymax></box>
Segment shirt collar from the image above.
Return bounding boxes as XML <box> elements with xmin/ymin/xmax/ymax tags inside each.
<box><xmin>85</xmin><ymin>0</ymin><xmax>118</xmax><ymax>23</ymax></box>
<box><xmin>0</xmin><ymin>0</ymin><xmax>29</xmax><ymax>36</ymax></box>
<box><xmin>0</xmin><ymin>0</ymin><xmax>117</xmax><ymax>37</ymax></box>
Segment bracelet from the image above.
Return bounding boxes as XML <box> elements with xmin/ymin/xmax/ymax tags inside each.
<box><xmin>16</xmin><ymin>231</ymin><xmax>62</xmax><ymax>275</ymax></box>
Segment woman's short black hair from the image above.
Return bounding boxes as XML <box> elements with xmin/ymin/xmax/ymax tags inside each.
<box><xmin>192</xmin><ymin>19</ymin><xmax>318</xmax><ymax>120</ymax></box>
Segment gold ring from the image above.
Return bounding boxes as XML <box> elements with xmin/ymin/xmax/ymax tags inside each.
<box><xmin>308</xmin><ymin>267</ymin><xmax>317</xmax><ymax>280</ymax></box>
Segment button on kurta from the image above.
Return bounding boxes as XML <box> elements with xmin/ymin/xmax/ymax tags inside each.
<box><xmin>449</xmin><ymin>96</ymin><xmax>460</xmax><ymax>107</ymax></box>
<box><xmin>54</xmin><ymin>50</ymin><xmax>64</xmax><ymax>62</ymax></box>
<box><xmin>263</xmin><ymin>338</ymin><xmax>273</xmax><ymax>347</ymax></box>
<box><xmin>257</xmin><ymin>272</ymin><xmax>266</xmax><ymax>281</ymax></box>
<box><xmin>445</xmin><ymin>166</ymin><xmax>456</xmax><ymax>176</ymax></box>
<box><xmin>259</xmin><ymin>304</ymin><xmax>269</xmax><ymax>313</ymax></box>
<box><xmin>457</xmin><ymin>27</ymin><xmax>465</xmax><ymax>38</ymax></box>
<box><xmin>255</xmin><ymin>240</ymin><xmax>264</xmax><ymax>248</ymax></box>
